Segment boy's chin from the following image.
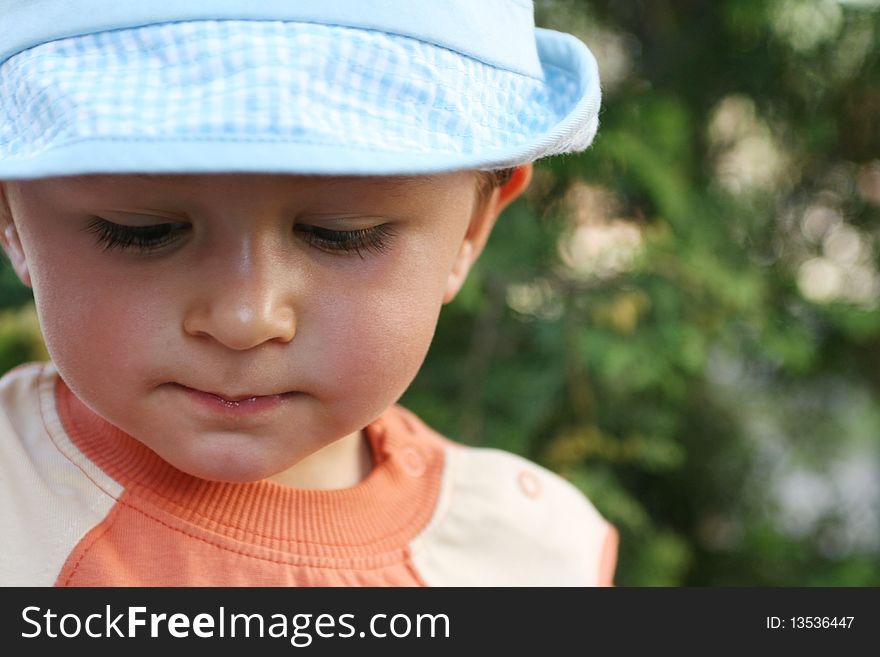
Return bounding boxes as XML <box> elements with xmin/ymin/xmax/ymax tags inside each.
<box><xmin>148</xmin><ymin>433</ymin><xmax>305</xmax><ymax>484</ymax></box>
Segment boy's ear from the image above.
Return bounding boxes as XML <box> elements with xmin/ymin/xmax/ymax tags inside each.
<box><xmin>443</xmin><ymin>164</ymin><xmax>533</xmax><ymax>304</ymax></box>
<box><xmin>0</xmin><ymin>182</ymin><xmax>32</xmax><ymax>288</ymax></box>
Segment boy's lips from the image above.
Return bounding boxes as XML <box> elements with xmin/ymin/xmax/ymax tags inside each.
<box><xmin>170</xmin><ymin>383</ymin><xmax>300</xmax><ymax>414</ymax></box>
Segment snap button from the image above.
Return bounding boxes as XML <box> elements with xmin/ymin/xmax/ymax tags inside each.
<box><xmin>400</xmin><ymin>445</ymin><xmax>426</xmax><ymax>477</ymax></box>
<box><xmin>518</xmin><ymin>470</ymin><xmax>542</xmax><ymax>498</ymax></box>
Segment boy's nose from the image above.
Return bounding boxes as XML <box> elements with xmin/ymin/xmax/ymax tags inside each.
<box><xmin>182</xmin><ymin>248</ymin><xmax>297</xmax><ymax>350</ymax></box>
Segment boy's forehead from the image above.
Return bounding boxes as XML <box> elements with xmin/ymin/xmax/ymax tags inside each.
<box><xmin>16</xmin><ymin>172</ymin><xmax>479</xmax><ymax>212</ymax></box>
<box><xmin>70</xmin><ymin>173</ymin><xmax>458</xmax><ymax>191</ymax></box>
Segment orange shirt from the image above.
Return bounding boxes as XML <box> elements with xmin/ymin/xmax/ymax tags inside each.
<box><xmin>0</xmin><ymin>363</ymin><xmax>617</xmax><ymax>586</ymax></box>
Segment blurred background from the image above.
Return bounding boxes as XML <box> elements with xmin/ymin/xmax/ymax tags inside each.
<box><xmin>2</xmin><ymin>0</ymin><xmax>879</xmax><ymax>584</ymax></box>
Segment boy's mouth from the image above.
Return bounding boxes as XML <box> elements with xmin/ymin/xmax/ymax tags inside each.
<box><xmin>209</xmin><ymin>393</ymin><xmax>260</xmax><ymax>406</ymax></box>
<box><xmin>171</xmin><ymin>383</ymin><xmax>298</xmax><ymax>412</ymax></box>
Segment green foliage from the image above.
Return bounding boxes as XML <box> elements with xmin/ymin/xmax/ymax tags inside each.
<box><xmin>0</xmin><ymin>261</ymin><xmax>32</xmax><ymax>311</ymax></box>
<box><xmin>0</xmin><ymin>303</ymin><xmax>48</xmax><ymax>373</ymax></box>
<box><xmin>405</xmin><ymin>0</ymin><xmax>880</xmax><ymax>585</ymax></box>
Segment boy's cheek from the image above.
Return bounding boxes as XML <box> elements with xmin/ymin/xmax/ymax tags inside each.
<box><xmin>309</xmin><ymin>290</ymin><xmax>441</xmax><ymax>399</ymax></box>
<box><xmin>34</xmin><ymin>269</ymin><xmax>169</xmax><ymax>384</ymax></box>
<box><xmin>42</xmin><ymin>307</ymin><xmax>158</xmax><ymax>398</ymax></box>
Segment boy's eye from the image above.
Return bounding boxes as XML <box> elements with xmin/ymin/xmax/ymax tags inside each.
<box><xmin>84</xmin><ymin>218</ymin><xmax>396</xmax><ymax>257</ymax></box>
<box><xmin>294</xmin><ymin>224</ymin><xmax>397</xmax><ymax>258</ymax></box>
<box><xmin>85</xmin><ymin>217</ymin><xmax>189</xmax><ymax>252</ymax></box>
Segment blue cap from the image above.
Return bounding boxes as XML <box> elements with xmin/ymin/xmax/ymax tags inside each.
<box><xmin>0</xmin><ymin>0</ymin><xmax>601</xmax><ymax>178</ymax></box>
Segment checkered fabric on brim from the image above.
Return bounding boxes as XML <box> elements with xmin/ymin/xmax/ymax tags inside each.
<box><xmin>0</xmin><ymin>2</ymin><xmax>601</xmax><ymax>178</ymax></box>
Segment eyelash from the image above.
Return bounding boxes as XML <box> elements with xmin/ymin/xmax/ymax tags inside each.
<box><xmin>85</xmin><ymin>218</ymin><xmax>397</xmax><ymax>257</ymax></box>
<box><xmin>294</xmin><ymin>224</ymin><xmax>396</xmax><ymax>258</ymax></box>
<box><xmin>85</xmin><ymin>218</ymin><xmax>187</xmax><ymax>252</ymax></box>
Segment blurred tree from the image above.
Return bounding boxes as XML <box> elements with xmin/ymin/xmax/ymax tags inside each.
<box><xmin>406</xmin><ymin>0</ymin><xmax>880</xmax><ymax>585</ymax></box>
<box><xmin>0</xmin><ymin>262</ymin><xmax>32</xmax><ymax>311</ymax></box>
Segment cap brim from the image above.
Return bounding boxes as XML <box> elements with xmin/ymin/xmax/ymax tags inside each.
<box><xmin>0</xmin><ymin>22</ymin><xmax>600</xmax><ymax>179</ymax></box>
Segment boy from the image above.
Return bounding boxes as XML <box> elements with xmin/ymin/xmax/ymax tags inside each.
<box><xmin>0</xmin><ymin>0</ymin><xmax>617</xmax><ymax>585</ymax></box>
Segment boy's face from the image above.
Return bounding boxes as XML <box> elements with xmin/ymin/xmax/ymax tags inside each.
<box><xmin>0</xmin><ymin>170</ymin><xmax>529</xmax><ymax>483</ymax></box>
